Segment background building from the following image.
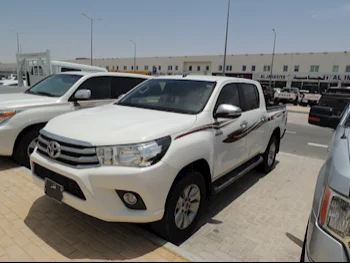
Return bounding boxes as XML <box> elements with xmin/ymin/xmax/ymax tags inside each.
<box><xmin>2</xmin><ymin>51</ymin><xmax>350</xmax><ymax>90</ymax></box>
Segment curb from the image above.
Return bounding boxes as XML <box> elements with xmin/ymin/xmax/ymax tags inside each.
<box><xmin>127</xmin><ymin>224</ymin><xmax>204</xmax><ymax>262</ymax></box>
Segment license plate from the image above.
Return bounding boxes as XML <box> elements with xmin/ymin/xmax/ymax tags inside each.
<box><xmin>45</xmin><ymin>178</ymin><xmax>64</xmax><ymax>203</ymax></box>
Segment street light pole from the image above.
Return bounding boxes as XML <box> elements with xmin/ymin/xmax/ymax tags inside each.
<box><xmin>9</xmin><ymin>29</ymin><xmax>20</xmax><ymax>54</ymax></box>
<box><xmin>82</xmin><ymin>13</ymin><xmax>102</xmax><ymax>66</ymax></box>
<box><xmin>223</xmin><ymin>0</ymin><xmax>231</xmax><ymax>75</ymax></box>
<box><xmin>270</xmin><ymin>29</ymin><xmax>277</xmax><ymax>89</ymax></box>
<box><xmin>130</xmin><ymin>40</ymin><xmax>136</xmax><ymax>72</ymax></box>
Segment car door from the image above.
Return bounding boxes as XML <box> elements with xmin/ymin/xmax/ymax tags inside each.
<box><xmin>238</xmin><ymin>83</ymin><xmax>265</xmax><ymax>158</ymax></box>
<box><xmin>71</xmin><ymin>76</ymin><xmax>116</xmax><ymax>109</ymax></box>
<box><xmin>213</xmin><ymin>83</ymin><xmax>249</xmax><ymax>180</ymax></box>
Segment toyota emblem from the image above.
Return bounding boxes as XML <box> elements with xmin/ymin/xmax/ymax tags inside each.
<box><xmin>47</xmin><ymin>141</ymin><xmax>61</xmax><ymax>159</ymax></box>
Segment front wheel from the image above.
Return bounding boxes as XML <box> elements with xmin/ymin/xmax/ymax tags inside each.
<box><xmin>13</xmin><ymin>128</ymin><xmax>41</xmax><ymax>168</ymax></box>
<box><xmin>153</xmin><ymin>170</ymin><xmax>207</xmax><ymax>244</ymax></box>
<box><xmin>259</xmin><ymin>136</ymin><xmax>278</xmax><ymax>174</ymax></box>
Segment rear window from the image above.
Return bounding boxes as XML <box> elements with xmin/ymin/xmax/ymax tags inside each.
<box><xmin>240</xmin><ymin>83</ymin><xmax>260</xmax><ymax>111</ymax></box>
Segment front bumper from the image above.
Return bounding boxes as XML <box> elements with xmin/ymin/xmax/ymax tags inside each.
<box><xmin>30</xmin><ymin>150</ymin><xmax>179</xmax><ymax>223</ymax></box>
<box><xmin>0</xmin><ymin>123</ymin><xmax>20</xmax><ymax>156</ymax></box>
<box><xmin>305</xmin><ymin>211</ymin><xmax>349</xmax><ymax>262</ymax></box>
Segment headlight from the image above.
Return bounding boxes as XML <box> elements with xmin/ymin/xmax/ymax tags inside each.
<box><xmin>319</xmin><ymin>187</ymin><xmax>350</xmax><ymax>244</ymax></box>
<box><xmin>96</xmin><ymin>136</ymin><xmax>171</xmax><ymax>167</ymax></box>
<box><xmin>0</xmin><ymin>111</ymin><xmax>16</xmax><ymax>124</ymax></box>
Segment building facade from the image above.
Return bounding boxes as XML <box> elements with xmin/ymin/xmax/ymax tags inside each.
<box><xmin>2</xmin><ymin>51</ymin><xmax>350</xmax><ymax>90</ymax></box>
<box><xmin>65</xmin><ymin>51</ymin><xmax>350</xmax><ymax>91</ymax></box>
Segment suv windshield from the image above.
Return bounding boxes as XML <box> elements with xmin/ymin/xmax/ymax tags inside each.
<box><xmin>117</xmin><ymin>79</ymin><xmax>216</xmax><ymax>114</ymax></box>
<box><xmin>26</xmin><ymin>74</ymin><xmax>82</xmax><ymax>97</ymax></box>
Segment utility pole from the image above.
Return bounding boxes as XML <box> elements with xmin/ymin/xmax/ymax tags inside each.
<box><xmin>82</xmin><ymin>13</ymin><xmax>102</xmax><ymax>66</ymax></box>
<box><xmin>130</xmin><ymin>40</ymin><xmax>136</xmax><ymax>72</ymax></box>
<box><xmin>222</xmin><ymin>0</ymin><xmax>231</xmax><ymax>75</ymax></box>
<box><xmin>270</xmin><ymin>29</ymin><xmax>277</xmax><ymax>89</ymax></box>
<box><xmin>9</xmin><ymin>29</ymin><xmax>21</xmax><ymax>54</ymax></box>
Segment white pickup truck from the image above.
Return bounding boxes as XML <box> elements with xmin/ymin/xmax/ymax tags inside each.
<box><xmin>274</xmin><ymin>87</ymin><xmax>301</xmax><ymax>105</ymax></box>
<box><xmin>0</xmin><ymin>72</ymin><xmax>152</xmax><ymax>168</ymax></box>
<box><xmin>30</xmin><ymin>75</ymin><xmax>287</xmax><ymax>243</ymax></box>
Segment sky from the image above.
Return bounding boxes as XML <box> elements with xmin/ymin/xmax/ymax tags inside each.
<box><xmin>1</xmin><ymin>0</ymin><xmax>350</xmax><ymax>62</ymax></box>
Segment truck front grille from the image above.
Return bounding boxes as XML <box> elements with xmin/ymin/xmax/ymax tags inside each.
<box><xmin>36</xmin><ymin>130</ymin><xmax>100</xmax><ymax>169</ymax></box>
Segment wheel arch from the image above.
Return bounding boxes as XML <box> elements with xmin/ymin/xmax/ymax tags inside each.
<box><xmin>13</xmin><ymin>123</ymin><xmax>47</xmax><ymax>155</ymax></box>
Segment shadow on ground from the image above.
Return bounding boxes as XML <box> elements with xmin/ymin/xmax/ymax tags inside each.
<box><xmin>25</xmin><ymin>196</ymin><xmax>163</xmax><ymax>261</ymax></box>
<box><xmin>177</xmin><ymin>160</ymin><xmax>281</xmax><ymax>245</ymax></box>
<box><xmin>0</xmin><ymin>157</ymin><xmax>18</xmax><ymax>172</ymax></box>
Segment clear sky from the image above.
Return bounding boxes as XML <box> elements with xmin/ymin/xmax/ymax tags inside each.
<box><xmin>0</xmin><ymin>0</ymin><xmax>349</xmax><ymax>62</ymax></box>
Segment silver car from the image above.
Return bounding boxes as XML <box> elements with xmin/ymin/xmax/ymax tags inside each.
<box><xmin>303</xmin><ymin>104</ymin><xmax>350</xmax><ymax>262</ymax></box>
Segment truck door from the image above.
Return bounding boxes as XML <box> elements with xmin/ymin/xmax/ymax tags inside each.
<box><xmin>238</xmin><ymin>83</ymin><xmax>265</xmax><ymax>158</ymax></box>
<box><xmin>213</xmin><ymin>83</ymin><xmax>248</xmax><ymax>180</ymax></box>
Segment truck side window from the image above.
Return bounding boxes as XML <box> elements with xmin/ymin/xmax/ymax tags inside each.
<box><xmin>111</xmin><ymin>77</ymin><xmax>146</xmax><ymax>99</ymax></box>
<box><xmin>78</xmin><ymin>77</ymin><xmax>112</xmax><ymax>100</ymax></box>
<box><xmin>61</xmin><ymin>67</ymin><xmax>81</xmax><ymax>72</ymax></box>
<box><xmin>214</xmin><ymin>83</ymin><xmax>240</xmax><ymax>112</ymax></box>
<box><xmin>240</xmin><ymin>84</ymin><xmax>259</xmax><ymax>111</ymax></box>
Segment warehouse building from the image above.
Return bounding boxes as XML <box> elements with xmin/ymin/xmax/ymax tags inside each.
<box><xmin>2</xmin><ymin>51</ymin><xmax>350</xmax><ymax>91</ymax></box>
<box><xmin>65</xmin><ymin>51</ymin><xmax>350</xmax><ymax>91</ymax></box>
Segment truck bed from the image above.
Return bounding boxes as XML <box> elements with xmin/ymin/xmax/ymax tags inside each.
<box><xmin>266</xmin><ymin>104</ymin><xmax>286</xmax><ymax>112</ymax></box>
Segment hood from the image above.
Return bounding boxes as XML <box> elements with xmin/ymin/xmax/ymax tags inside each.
<box><xmin>0</xmin><ymin>93</ymin><xmax>58</xmax><ymax>110</ymax></box>
<box><xmin>328</xmin><ymin>128</ymin><xmax>350</xmax><ymax>197</ymax></box>
<box><xmin>44</xmin><ymin>105</ymin><xmax>197</xmax><ymax>145</ymax></box>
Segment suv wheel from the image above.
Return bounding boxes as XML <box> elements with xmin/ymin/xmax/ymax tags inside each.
<box><xmin>153</xmin><ymin>169</ymin><xmax>207</xmax><ymax>244</ymax></box>
<box><xmin>259</xmin><ymin>135</ymin><xmax>278</xmax><ymax>173</ymax></box>
<box><xmin>14</xmin><ymin>128</ymin><xmax>41</xmax><ymax>169</ymax></box>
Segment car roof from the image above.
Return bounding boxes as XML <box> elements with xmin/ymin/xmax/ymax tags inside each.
<box><xmin>58</xmin><ymin>72</ymin><xmax>154</xmax><ymax>79</ymax></box>
<box><xmin>155</xmin><ymin>74</ymin><xmax>260</xmax><ymax>85</ymax></box>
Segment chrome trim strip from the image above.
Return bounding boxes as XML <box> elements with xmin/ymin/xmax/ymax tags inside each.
<box><xmin>59</xmin><ymin>154</ymin><xmax>99</xmax><ymax>163</ymax></box>
<box><xmin>40</xmin><ymin>129</ymin><xmax>93</xmax><ymax>147</ymax></box>
<box><xmin>38</xmin><ymin>136</ymin><xmax>96</xmax><ymax>155</ymax></box>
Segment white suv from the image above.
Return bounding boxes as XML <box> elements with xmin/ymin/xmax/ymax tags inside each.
<box><xmin>30</xmin><ymin>75</ymin><xmax>287</xmax><ymax>243</ymax></box>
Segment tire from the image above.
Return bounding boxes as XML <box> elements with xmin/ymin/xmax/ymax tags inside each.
<box><xmin>153</xmin><ymin>169</ymin><xmax>207</xmax><ymax>244</ymax></box>
<box><xmin>13</xmin><ymin>128</ymin><xmax>41</xmax><ymax>168</ymax></box>
<box><xmin>259</xmin><ymin>135</ymin><xmax>278</xmax><ymax>174</ymax></box>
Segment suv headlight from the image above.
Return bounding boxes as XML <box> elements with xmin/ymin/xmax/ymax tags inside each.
<box><xmin>320</xmin><ymin>187</ymin><xmax>350</xmax><ymax>243</ymax></box>
<box><xmin>96</xmin><ymin>136</ymin><xmax>171</xmax><ymax>167</ymax></box>
<box><xmin>0</xmin><ymin>111</ymin><xmax>16</xmax><ymax>125</ymax></box>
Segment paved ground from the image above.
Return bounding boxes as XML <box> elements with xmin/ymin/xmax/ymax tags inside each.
<box><xmin>0</xmin><ymin>158</ymin><xmax>188</xmax><ymax>262</ymax></box>
<box><xmin>281</xmin><ymin>113</ymin><xmax>333</xmax><ymax>160</ymax></box>
<box><xmin>180</xmin><ymin>152</ymin><xmax>323</xmax><ymax>262</ymax></box>
<box><xmin>286</xmin><ymin>105</ymin><xmax>310</xmax><ymax>115</ymax></box>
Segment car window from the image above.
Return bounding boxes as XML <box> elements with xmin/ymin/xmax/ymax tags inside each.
<box><xmin>239</xmin><ymin>83</ymin><xmax>260</xmax><ymax>111</ymax></box>
<box><xmin>117</xmin><ymin>79</ymin><xmax>216</xmax><ymax>114</ymax></box>
<box><xmin>111</xmin><ymin>77</ymin><xmax>147</xmax><ymax>99</ymax></box>
<box><xmin>26</xmin><ymin>74</ymin><xmax>83</xmax><ymax>97</ymax></box>
<box><xmin>61</xmin><ymin>67</ymin><xmax>82</xmax><ymax>72</ymax></box>
<box><xmin>77</xmin><ymin>77</ymin><xmax>112</xmax><ymax>100</ymax></box>
<box><xmin>214</xmin><ymin>84</ymin><xmax>240</xmax><ymax>112</ymax></box>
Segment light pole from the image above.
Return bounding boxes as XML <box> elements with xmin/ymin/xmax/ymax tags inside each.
<box><xmin>222</xmin><ymin>0</ymin><xmax>231</xmax><ymax>75</ymax></box>
<box><xmin>270</xmin><ymin>29</ymin><xmax>277</xmax><ymax>89</ymax></box>
<box><xmin>129</xmin><ymin>40</ymin><xmax>136</xmax><ymax>72</ymax></box>
<box><xmin>82</xmin><ymin>13</ymin><xmax>102</xmax><ymax>66</ymax></box>
<box><xmin>9</xmin><ymin>29</ymin><xmax>21</xmax><ymax>54</ymax></box>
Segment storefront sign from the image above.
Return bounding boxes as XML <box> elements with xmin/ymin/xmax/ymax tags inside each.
<box><xmin>254</xmin><ymin>73</ymin><xmax>350</xmax><ymax>83</ymax></box>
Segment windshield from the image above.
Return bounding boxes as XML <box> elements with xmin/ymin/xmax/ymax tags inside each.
<box><xmin>117</xmin><ymin>79</ymin><xmax>216</xmax><ymax>114</ymax></box>
<box><xmin>26</xmin><ymin>74</ymin><xmax>82</xmax><ymax>97</ymax></box>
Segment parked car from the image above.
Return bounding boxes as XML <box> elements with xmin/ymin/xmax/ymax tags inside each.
<box><xmin>30</xmin><ymin>75</ymin><xmax>287</xmax><ymax>243</ymax></box>
<box><xmin>302</xmin><ymin>103</ymin><xmax>350</xmax><ymax>262</ymax></box>
<box><xmin>274</xmin><ymin>87</ymin><xmax>301</xmax><ymax>105</ymax></box>
<box><xmin>0</xmin><ymin>72</ymin><xmax>152</xmax><ymax>168</ymax></box>
<box><xmin>300</xmin><ymin>89</ymin><xmax>322</xmax><ymax>107</ymax></box>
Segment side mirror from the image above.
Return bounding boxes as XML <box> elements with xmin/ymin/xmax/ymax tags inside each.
<box><xmin>74</xmin><ymin>89</ymin><xmax>91</xmax><ymax>100</ymax></box>
<box><xmin>215</xmin><ymin>104</ymin><xmax>242</xmax><ymax>119</ymax></box>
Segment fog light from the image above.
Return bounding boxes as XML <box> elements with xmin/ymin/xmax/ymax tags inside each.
<box><xmin>123</xmin><ymin>193</ymin><xmax>138</xmax><ymax>205</ymax></box>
